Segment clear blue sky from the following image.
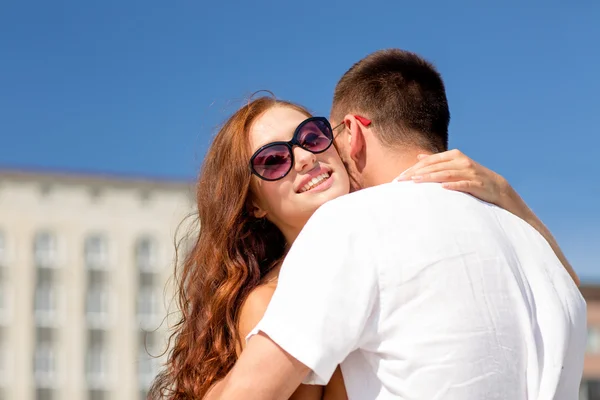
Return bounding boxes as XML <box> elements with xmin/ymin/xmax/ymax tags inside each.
<box><xmin>0</xmin><ymin>1</ymin><xmax>598</xmax><ymax>280</ymax></box>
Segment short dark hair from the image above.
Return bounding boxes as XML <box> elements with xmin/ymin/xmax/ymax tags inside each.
<box><xmin>331</xmin><ymin>49</ymin><xmax>450</xmax><ymax>152</ymax></box>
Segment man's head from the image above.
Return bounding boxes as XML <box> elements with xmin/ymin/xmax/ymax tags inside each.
<box><xmin>330</xmin><ymin>49</ymin><xmax>450</xmax><ymax>190</ymax></box>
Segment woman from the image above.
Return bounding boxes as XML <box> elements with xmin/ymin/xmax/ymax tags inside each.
<box><xmin>149</xmin><ymin>96</ymin><xmax>576</xmax><ymax>399</ymax></box>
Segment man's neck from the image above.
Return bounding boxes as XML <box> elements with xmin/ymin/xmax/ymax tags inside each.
<box><xmin>363</xmin><ymin>147</ymin><xmax>430</xmax><ymax>187</ymax></box>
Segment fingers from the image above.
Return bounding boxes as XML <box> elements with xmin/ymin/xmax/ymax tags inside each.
<box><xmin>440</xmin><ymin>180</ymin><xmax>490</xmax><ymax>203</ymax></box>
<box><xmin>411</xmin><ymin>170</ymin><xmax>476</xmax><ymax>184</ymax></box>
<box><xmin>415</xmin><ymin>149</ymin><xmax>464</xmax><ymax>167</ymax></box>
<box><xmin>440</xmin><ymin>180</ymin><xmax>484</xmax><ymax>192</ymax></box>
<box><xmin>397</xmin><ymin>149</ymin><xmax>471</xmax><ymax>180</ymax></box>
<box><xmin>406</xmin><ymin>160</ymin><xmax>471</xmax><ymax>180</ymax></box>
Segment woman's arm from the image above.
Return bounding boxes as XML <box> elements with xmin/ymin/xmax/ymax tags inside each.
<box><xmin>397</xmin><ymin>149</ymin><xmax>579</xmax><ymax>286</ymax></box>
<box><xmin>323</xmin><ymin>367</ymin><xmax>348</xmax><ymax>400</ymax></box>
<box><xmin>498</xmin><ymin>185</ymin><xmax>578</xmax><ymax>286</ymax></box>
<box><xmin>237</xmin><ymin>284</ymin><xmax>326</xmax><ymax>400</ymax></box>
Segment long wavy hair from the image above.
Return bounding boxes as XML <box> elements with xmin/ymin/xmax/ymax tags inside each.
<box><xmin>148</xmin><ymin>96</ymin><xmax>312</xmax><ymax>399</ymax></box>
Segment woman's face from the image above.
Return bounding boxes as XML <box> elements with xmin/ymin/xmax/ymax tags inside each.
<box><xmin>248</xmin><ymin>106</ymin><xmax>350</xmax><ymax>242</ymax></box>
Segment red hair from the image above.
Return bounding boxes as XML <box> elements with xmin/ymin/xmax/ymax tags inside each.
<box><xmin>148</xmin><ymin>96</ymin><xmax>312</xmax><ymax>399</ymax></box>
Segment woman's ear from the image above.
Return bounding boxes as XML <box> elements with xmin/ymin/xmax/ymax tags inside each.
<box><xmin>248</xmin><ymin>200</ymin><xmax>267</xmax><ymax>219</ymax></box>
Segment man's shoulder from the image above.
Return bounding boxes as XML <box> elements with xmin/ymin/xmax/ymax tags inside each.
<box><xmin>320</xmin><ymin>181</ymin><xmax>450</xmax><ymax>212</ymax></box>
<box><xmin>310</xmin><ymin>181</ymin><xmax>495</xmax><ymax>239</ymax></box>
<box><xmin>238</xmin><ymin>283</ymin><xmax>276</xmax><ymax>343</ymax></box>
<box><xmin>305</xmin><ymin>182</ymin><xmax>441</xmax><ymax>231</ymax></box>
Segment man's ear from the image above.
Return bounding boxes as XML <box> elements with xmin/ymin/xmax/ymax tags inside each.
<box><xmin>344</xmin><ymin>115</ymin><xmax>367</xmax><ymax>169</ymax></box>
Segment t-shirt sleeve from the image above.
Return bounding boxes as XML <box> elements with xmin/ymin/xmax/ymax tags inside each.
<box><xmin>251</xmin><ymin>201</ymin><xmax>378</xmax><ymax>385</ymax></box>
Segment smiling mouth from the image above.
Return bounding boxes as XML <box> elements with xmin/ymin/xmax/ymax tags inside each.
<box><xmin>299</xmin><ymin>172</ymin><xmax>332</xmax><ymax>193</ymax></box>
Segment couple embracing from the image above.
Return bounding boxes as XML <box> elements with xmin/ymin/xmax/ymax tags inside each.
<box><xmin>151</xmin><ymin>49</ymin><xmax>586</xmax><ymax>400</ymax></box>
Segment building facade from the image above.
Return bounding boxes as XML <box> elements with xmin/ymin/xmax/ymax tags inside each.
<box><xmin>0</xmin><ymin>169</ymin><xmax>195</xmax><ymax>400</ymax></box>
<box><xmin>581</xmin><ymin>284</ymin><xmax>600</xmax><ymax>400</ymax></box>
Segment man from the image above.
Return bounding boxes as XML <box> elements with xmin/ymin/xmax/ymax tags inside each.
<box><xmin>207</xmin><ymin>49</ymin><xmax>586</xmax><ymax>399</ymax></box>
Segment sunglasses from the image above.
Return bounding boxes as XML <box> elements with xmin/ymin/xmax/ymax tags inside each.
<box><xmin>332</xmin><ymin>115</ymin><xmax>372</xmax><ymax>136</ymax></box>
<box><xmin>250</xmin><ymin>117</ymin><xmax>334</xmax><ymax>181</ymax></box>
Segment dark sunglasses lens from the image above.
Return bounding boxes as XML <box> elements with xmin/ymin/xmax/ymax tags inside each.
<box><xmin>252</xmin><ymin>144</ymin><xmax>292</xmax><ymax>180</ymax></box>
<box><xmin>297</xmin><ymin>119</ymin><xmax>333</xmax><ymax>153</ymax></box>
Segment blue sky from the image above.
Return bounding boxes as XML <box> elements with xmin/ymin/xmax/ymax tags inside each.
<box><xmin>0</xmin><ymin>1</ymin><xmax>598</xmax><ymax>280</ymax></box>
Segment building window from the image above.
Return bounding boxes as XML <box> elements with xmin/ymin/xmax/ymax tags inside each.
<box><xmin>85</xmin><ymin>235</ymin><xmax>109</xmax><ymax>270</ymax></box>
<box><xmin>0</xmin><ymin>231</ymin><xmax>6</xmax><ymax>267</ymax></box>
<box><xmin>136</xmin><ymin>237</ymin><xmax>159</xmax><ymax>272</ymax></box>
<box><xmin>0</xmin><ymin>344</ymin><xmax>10</xmax><ymax>385</ymax></box>
<box><xmin>0</xmin><ymin>345</ymin><xmax>4</xmax><ymax>378</ymax></box>
<box><xmin>36</xmin><ymin>388</ymin><xmax>55</xmax><ymax>400</ymax></box>
<box><xmin>588</xmin><ymin>326</ymin><xmax>600</xmax><ymax>354</ymax></box>
<box><xmin>34</xmin><ymin>283</ymin><xmax>58</xmax><ymax>326</ymax></box>
<box><xmin>39</xmin><ymin>183</ymin><xmax>53</xmax><ymax>197</ymax></box>
<box><xmin>139</xmin><ymin>189</ymin><xmax>152</xmax><ymax>204</ymax></box>
<box><xmin>34</xmin><ymin>232</ymin><xmax>58</xmax><ymax>268</ymax></box>
<box><xmin>89</xmin><ymin>186</ymin><xmax>103</xmax><ymax>202</ymax></box>
<box><xmin>89</xmin><ymin>390</ymin><xmax>106</xmax><ymax>400</ymax></box>
<box><xmin>138</xmin><ymin>347</ymin><xmax>160</xmax><ymax>390</ymax></box>
<box><xmin>86</xmin><ymin>344</ymin><xmax>110</xmax><ymax>389</ymax></box>
<box><xmin>34</xmin><ymin>343</ymin><xmax>57</xmax><ymax>387</ymax></box>
<box><xmin>86</xmin><ymin>284</ymin><xmax>111</xmax><ymax>328</ymax></box>
<box><xmin>581</xmin><ymin>379</ymin><xmax>600</xmax><ymax>400</ymax></box>
<box><xmin>0</xmin><ymin>284</ymin><xmax>11</xmax><ymax>325</ymax></box>
<box><xmin>137</xmin><ymin>288</ymin><xmax>161</xmax><ymax>330</ymax></box>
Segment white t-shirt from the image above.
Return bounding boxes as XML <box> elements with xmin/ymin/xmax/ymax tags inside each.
<box><xmin>250</xmin><ymin>182</ymin><xmax>586</xmax><ymax>400</ymax></box>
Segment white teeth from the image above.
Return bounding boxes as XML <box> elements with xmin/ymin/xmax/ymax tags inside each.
<box><xmin>300</xmin><ymin>172</ymin><xmax>330</xmax><ymax>193</ymax></box>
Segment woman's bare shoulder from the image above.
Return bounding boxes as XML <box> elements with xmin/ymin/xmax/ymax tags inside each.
<box><xmin>238</xmin><ymin>282</ymin><xmax>277</xmax><ymax>347</ymax></box>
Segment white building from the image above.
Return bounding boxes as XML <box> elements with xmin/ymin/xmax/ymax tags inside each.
<box><xmin>0</xmin><ymin>168</ymin><xmax>195</xmax><ymax>400</ymax></box>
